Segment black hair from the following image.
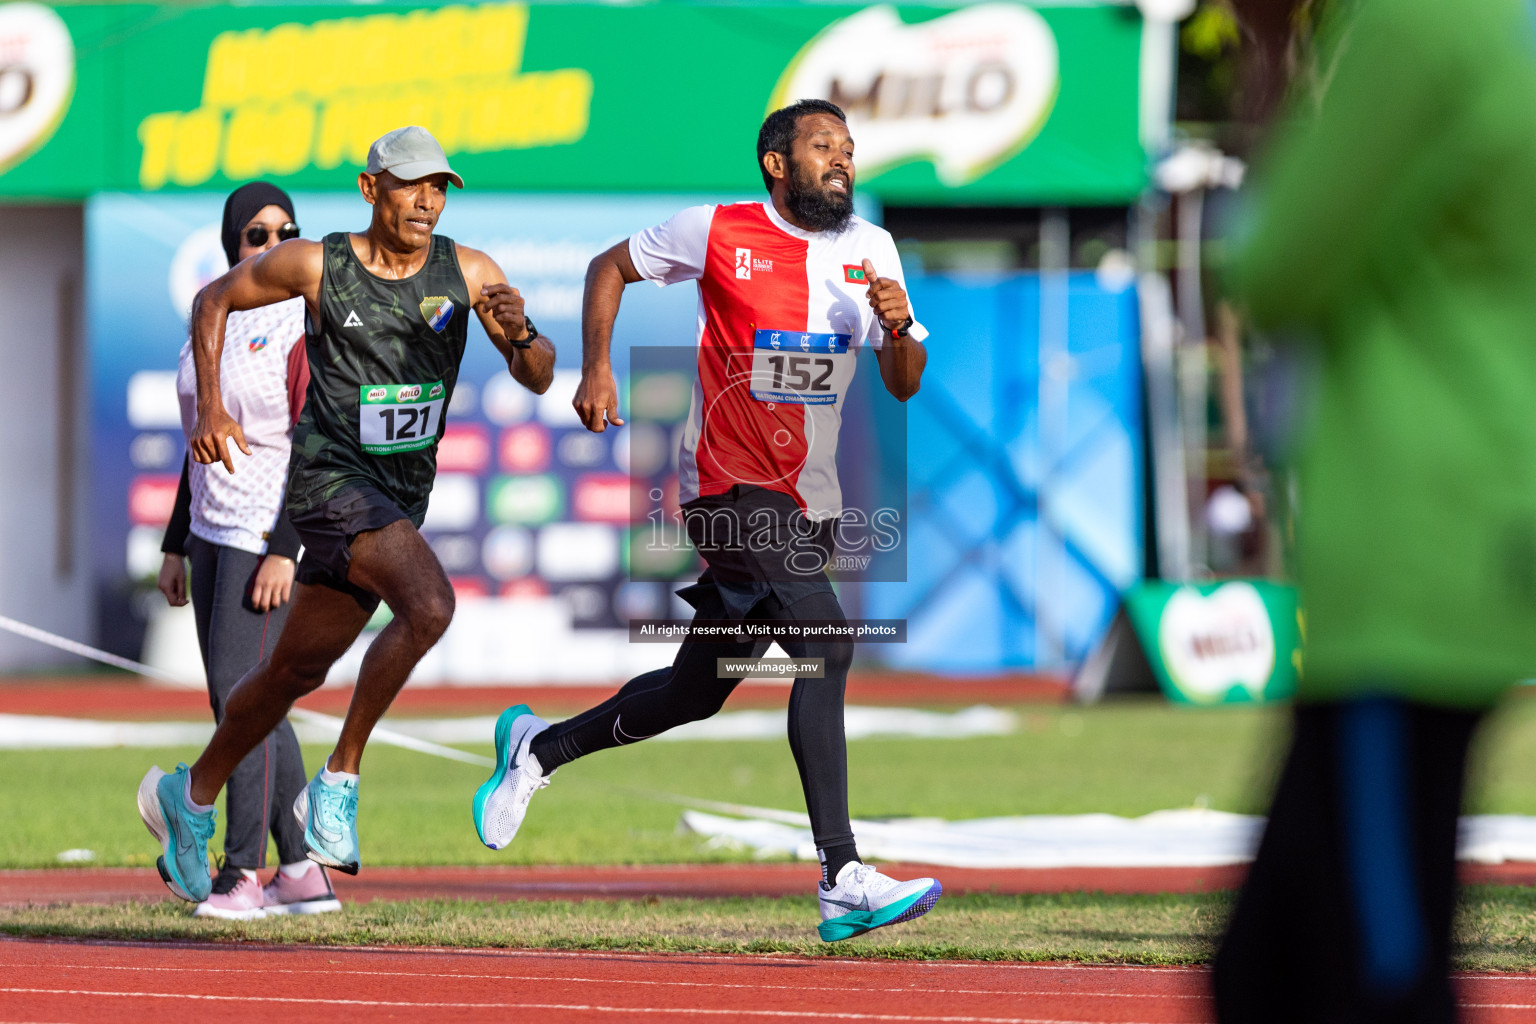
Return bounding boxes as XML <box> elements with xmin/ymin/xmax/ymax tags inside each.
<box><xmin>756</xmin><ymin>99</ymin><xmax>847</xmax><ymax>193</ymax></box>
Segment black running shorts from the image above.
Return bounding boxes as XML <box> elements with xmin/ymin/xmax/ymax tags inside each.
<box><xmin>288</xmin><ymin>483</ymin><xmax>419</xmax><ymax>611</ymax></box>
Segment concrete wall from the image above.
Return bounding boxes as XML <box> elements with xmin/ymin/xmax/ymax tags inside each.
<box><xmin>0</xmin><ymin>204</ymin><xmax>92</xmax><ymax>672</ymax></box>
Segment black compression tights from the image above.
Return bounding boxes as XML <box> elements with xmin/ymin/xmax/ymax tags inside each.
<box><xmin>530</xmin><ymin>588</ymin><xmax>856</xmax><ymax>851</ymax></box>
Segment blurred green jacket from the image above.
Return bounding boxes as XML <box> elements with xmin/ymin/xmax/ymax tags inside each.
<box><xmin>1238</xmin><ymin>0</ymin><xmax>1536</xmax><ymax>707</ymax></box>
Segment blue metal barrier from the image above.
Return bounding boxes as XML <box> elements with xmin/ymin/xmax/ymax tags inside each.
<box><xmin>859</xmin><ymin>272</ymin><xmax>1143</xmax><ymax>672</ymax></box>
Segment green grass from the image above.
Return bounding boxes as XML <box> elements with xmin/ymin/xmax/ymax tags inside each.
<box><xmin>13</xmin><ymin>696</ymin><xmax>1536</xmax><ymax>965</ymax></box>
<box><xmin>0</xmin><ymin>891</ymin><xmax>1227</xmax><ymax>963</ymax></box>
<box><xmin>1</xmin><ymin>699</ymin><xmax>1289</xmax><ymax>869</ymax></box>
<box><xmin>1</xmin><ymin>886</ymin><xmax>1534</xmax><ymax>969</ymax></box>
<box><xmin>6</xmin><ymin>886</ymin><xmax>1536</xmax><ymax>968</ymax></box>
<box><xmin>8</xmin><ymin>693</ymin><xmax>1536</xmax><ymax>870</ymax></box>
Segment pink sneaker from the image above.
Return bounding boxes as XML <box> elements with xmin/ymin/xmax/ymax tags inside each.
<box><xmin>262</xmin><ymin>864</ymin><xmax>341</xmax><ymax>915</ymax></box>
<box><xmin>193</xmin><ymin>868</ymin><xmax>267</xmax><ymax>920</ymax></box>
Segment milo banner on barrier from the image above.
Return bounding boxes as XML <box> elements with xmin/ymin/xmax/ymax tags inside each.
<box><xmin>0</xmin><ymin>1</ymin><xmax>1145</xmax><ymax>203</ymax></box>
<box><xmin>1076</xmin><ymin>580</ymin><xmax>1301</xmax><ymax>706</ymax></box>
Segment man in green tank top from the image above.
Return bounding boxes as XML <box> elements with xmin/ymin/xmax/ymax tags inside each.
<box><xmin>136</xmin><ymin>126</ymin><xmax>555</xmax><ymax>902</ymax></box>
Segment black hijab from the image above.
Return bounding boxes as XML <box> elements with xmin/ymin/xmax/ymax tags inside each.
<box><xmin>220</xmin><ymin>182</ymin><xmax>296</xmax><ymax>268</ymax></box>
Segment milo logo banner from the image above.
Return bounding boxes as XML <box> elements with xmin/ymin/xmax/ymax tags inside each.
<box><xmin>0</xmin><ymin>3</ymin><xmax>74</xmax><ymax>175</ymax></box>
<box><xmin>0</xmin><ymin>1</ymin><xmax>1145</xmax><ymax>204</ymax></box>
<box><xmin>771</xmin><ymin>4</ymin><xmax>1060</xmax><ymax>188</ymax></box>
<box><xmin>1077</xmin><ymin>580</ymin><xmax>1301</xmax><ymax>706</ymax></box>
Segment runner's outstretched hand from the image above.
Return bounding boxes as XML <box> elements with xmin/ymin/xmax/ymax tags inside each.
<box><xmin>862</xmin><ymin>259</ymin><xmax>911</xmax><ymax>331</ymax></box>
<box><xmin>573</xmin><ymin>368</ymin><xmax>624</xmax><ymax>433</ymax></box>
<box><xmin>190</xmin><ymin>405</ymin><xmax>251</xmax><ymax>474</ymax></box>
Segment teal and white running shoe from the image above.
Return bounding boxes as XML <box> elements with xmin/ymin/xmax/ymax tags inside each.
<box><xmin>136</xmin><ymin>764</ymin><xmax>216</xmax><ymax>903</ymax></box>
<box><xmin>293</xmin><ymin>771</ymin><xmax>360</xmax><ymax>875</ymax></box>
<box><xmin>472</xmin><ymin>704</ymin><xmax>552</xmax><ymax>850</ymax></box>
<box><xmin>817</xmin><ymin>863</ymin><xmax>943</xmax><ymax>942</ymax></box>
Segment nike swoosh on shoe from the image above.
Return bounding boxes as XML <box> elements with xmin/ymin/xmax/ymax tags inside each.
<box><xmin>824</xmin><ymin>896</ymin><xmax>870</xmax><ymax>912</ymax></box>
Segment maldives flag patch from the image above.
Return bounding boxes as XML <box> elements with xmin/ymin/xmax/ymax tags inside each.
<box><xmin>843</xmin><ymin>264</ymin><xmax>867</xmax><ymax>284</ymax></box>
<box><xmin>419</xmin><ymin>296</ymin><xmax>454</xmax><ymax>332</ymax></box>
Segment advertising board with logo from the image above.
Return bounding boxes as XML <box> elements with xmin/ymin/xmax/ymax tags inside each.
<box><xmin>87</xmin><ymin>191</ymin><xmax>754</xmax><ymax>653</ymax></box>
<box><xmin>0</xmin><ymin>3</ymin><xmax>74</xmax><ymax>177</ymax></box>
<box><xmin>2</xmin><ymin>1</ymin><xmax>1145</xmax><ymax>204</ymax></box>
<box><xmin>88</xmin><ymin>190</ymin><xmax>1143</xmax><ymax>672</ymax></box>
<box><xmin>1122</xmin><ymin>580</ymin><xmax>1301</xmax><ymax>705</ymax></box>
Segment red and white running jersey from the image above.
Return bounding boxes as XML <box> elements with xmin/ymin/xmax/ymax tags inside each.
<box><xmin>629</xmin><ymin>201</ymin><xmax>920</xmax><ymax>520</ymax></box>
<box><xmin>175</xmin><ymin>298</ymin><xmax>307</xmax><ymax>554</ymax></box>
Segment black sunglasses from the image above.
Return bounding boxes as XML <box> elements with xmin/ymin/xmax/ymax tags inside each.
<box><xmin>244</xmin><ymin>222</ymin><xmax>300</xmax><ymax>247</ymax></box>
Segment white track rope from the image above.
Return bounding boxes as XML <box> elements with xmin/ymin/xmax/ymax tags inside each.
<box><xmin>0</xmin><ymin>613</ymin><xmax>823</xmax><ymax>825</ymax></box>
<box><xmin>0</xmin><ymin>613</ymin><xmax>493</xmax><ymax>768</ymax></box>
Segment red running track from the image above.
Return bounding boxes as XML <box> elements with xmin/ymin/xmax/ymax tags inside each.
<box><xmin>5</xmin><ymin>937</ymin><xmax>1536</xmax><ymax>1024</ymax></box>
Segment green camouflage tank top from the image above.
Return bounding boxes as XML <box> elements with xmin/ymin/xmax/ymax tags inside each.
<box><xmin>286</xmin><ymin>232</ymin><xmax>470</xmax><ymax>521</ymax></box>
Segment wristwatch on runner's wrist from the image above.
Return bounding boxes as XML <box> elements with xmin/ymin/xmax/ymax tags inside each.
<box><xmin>509</xmin><ymin>317</ymin><xmax>538</xmax><ymax>350</ymax></box>
<box><xmin>883</xmin><ymin>316</ymin><xmax>914</xmax><ymax>338</ymax></box>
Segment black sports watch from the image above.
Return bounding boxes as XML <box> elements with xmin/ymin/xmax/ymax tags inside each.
<box><xmin>883</xmin><ymin>316</ymin><xmax>914</xmax><ymax>338</ymax></box>
<box><xmin>509</xmin><ymin>317</ymin><xmax>538</xmax><ymax>350</ymax></box>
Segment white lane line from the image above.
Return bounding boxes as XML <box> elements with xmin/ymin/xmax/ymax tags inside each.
<box><xmin>0</xmin><ymin>961</ymin><xmax>1211</xmax><ymax>1000</ymax></box>
<box><xmin>0</xmin><ymin>990</ymin><xmax>1163</xmax><ymax>1024</ymax></box>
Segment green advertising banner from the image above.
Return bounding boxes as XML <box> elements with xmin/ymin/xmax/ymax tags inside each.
<box><xmin>1122</xmin><ymin>580</ymin><xmax>1301</xmax><ymax>706</ymax></box>
<box><xmin>0</xmin><ymin>0</ymin><xmax>1147</xmax><ymax>202</ymax></box>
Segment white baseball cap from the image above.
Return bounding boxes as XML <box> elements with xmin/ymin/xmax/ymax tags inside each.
<box><xmin>366</xmin><ymin>126</ymin><xmax>464</xmax><ymax>188</ymax></box>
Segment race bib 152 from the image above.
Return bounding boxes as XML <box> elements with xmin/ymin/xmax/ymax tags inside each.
<box><xmin>359</xmin><ymin>380</ymin><xmax>446</xmax><ymax>454</ymax></box>
<box><xmin>749</xmin><ymin>330</ymin><xmax>853</xmax><ymax>406</ymax></box>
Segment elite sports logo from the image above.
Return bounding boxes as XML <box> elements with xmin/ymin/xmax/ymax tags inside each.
<box><xmin>343</xmin><ymin>310</ymin><xmax>363</xmax><ymax>328</ymax></box>
<box><xmin>735</xmin><ymin>248</ymin><xmax>752</xmax><ymax>280</ymax></box>
<box><xmin>248</xmin><ymin>335</ymin><xmax>268</xmax><ymax>352</ymax></box>
<box><xmin>419</xmin><ymin>296</ymin><xmax>454</xmax><ymax>332</ymax></box>
<box><xmin>844</xmin><ymin>265</ymin><xmax>867</xmax><ymax>284</ymax></box>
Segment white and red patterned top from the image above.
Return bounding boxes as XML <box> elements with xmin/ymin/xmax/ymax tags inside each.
<box><xmin>629</xmin><ymin>201</ymin><xmax>920</xmax><ymax>520</ymax></box>
<box><xmin>175</xmin><ymin>298</ymin><xmax>307</xmax><ymax>554</ymax></box>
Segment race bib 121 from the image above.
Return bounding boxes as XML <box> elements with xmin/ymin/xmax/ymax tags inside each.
<box><xmin>359</xmin><ymin>380</ymin><xmax>445</xmax><ymax>454</ymax></box>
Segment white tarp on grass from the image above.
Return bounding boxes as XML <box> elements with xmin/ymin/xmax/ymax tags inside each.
<box><xmin>679</xmin><ymin>807</ymin><xmax>1536</xmax><ymax>869</ymax></box>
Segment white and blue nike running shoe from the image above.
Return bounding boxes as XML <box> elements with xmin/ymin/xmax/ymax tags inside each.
<box><xmin>472</xmin><ymin>704</ymin><xmax>553</xmax><ymax>850</ymax></box>
<box><xmin>817</xmin><ymin>863</ymin><xmax>943</xmax><ymax>942</ymax></box>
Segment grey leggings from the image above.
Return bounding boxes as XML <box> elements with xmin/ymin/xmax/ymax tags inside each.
<box><xmin>186</xmin><ymin>536</ymin><xmax>308</xmax><ymax>869</ymax></box>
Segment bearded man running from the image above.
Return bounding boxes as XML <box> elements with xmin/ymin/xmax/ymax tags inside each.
<box><xmin>471</xmin><ymin>100</ymin><xmax>940</xmax><ymax>942</ymax></box>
